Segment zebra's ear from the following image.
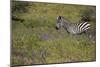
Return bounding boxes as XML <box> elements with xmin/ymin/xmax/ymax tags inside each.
<box><xmin>57</xmin><ymin>16</ymin><xmax>62</xmax><ymax>20</ymax></box>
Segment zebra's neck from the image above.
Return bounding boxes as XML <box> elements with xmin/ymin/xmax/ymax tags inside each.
<box><xmin>61</xmin><ymin>18</ymin><xmax>71</xmax><ymax>30</ymax></box>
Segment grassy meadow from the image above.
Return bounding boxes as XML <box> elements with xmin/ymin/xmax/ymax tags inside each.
<box><xmin>11</xmin><ymin>1</ymin><xmax>96</xmax><ymax>66</ymax></box>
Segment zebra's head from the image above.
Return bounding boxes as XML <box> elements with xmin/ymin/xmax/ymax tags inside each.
<box><xmin>56</xmin><ymin>16</ymin><xmax>63</xmax><ymax>30</ymax></box>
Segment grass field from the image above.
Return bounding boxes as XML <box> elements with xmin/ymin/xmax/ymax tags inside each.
<box><xmin>11</xmin><ymin>1</ymin><xmax>96</xmax><ymax>66</ymax></box>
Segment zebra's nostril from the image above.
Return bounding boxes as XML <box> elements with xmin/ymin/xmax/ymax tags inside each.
<box><xmin>55</xmin><ymin>27</ymin><xmax>59</xmax><ymax>30</ymax></box>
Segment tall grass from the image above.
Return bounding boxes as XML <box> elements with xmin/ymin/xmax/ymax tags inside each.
<box><xmin>11</xmin><ymin>1</ymin><xmax>96</xmax><ymax>66</ymax></box>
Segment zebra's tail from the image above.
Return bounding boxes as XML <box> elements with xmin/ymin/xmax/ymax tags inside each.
<box><xmin>78</xmin><ymin>22</ymin><xmax>90</xmax><ymax>32</ymax></box>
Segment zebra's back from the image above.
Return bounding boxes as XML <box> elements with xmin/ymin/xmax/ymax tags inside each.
<box><xmin>66</xmin><ymin>22</ymin><xmax>90</xmax><ymax>34</ymax></box>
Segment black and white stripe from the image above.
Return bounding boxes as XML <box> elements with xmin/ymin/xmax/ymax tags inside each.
<box><xmin>56</xmin><ymin>16</ymin><xmax>90</xmax><ymax>34</ymax></box>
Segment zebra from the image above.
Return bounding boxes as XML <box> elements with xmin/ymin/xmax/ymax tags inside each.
<box><xmin>55</xmin><ymin>16</ymin><xmax>90</xmax><ymax>34</ymax></box>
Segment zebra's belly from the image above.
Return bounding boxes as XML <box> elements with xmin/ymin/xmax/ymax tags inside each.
<box><xmin>68</xmin><ymin>30</ymin><xmax>79</xmax><ymax>34</ymax></box>
<box><xmin>67</xmin><ymin>27</ymin><xmax>81</xmax><ymax>34</ymax></box>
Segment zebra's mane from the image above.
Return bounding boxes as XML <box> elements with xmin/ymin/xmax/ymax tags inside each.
<box><xmin>59</xmin><ymin>16</ymin><xmax>72</xmax><ymax>24</ymax></box>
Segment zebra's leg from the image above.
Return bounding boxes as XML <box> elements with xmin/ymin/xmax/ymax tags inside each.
<box><xmin>83</xmin><ymin>30</ymin><xmax>92</xmax><ymax>39</ymax></box>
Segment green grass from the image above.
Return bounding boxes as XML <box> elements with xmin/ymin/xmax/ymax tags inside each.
<box><xmin>11</xmin><ymin>1</ymin><xmax>96</xmax><ymax>66</ymax></box>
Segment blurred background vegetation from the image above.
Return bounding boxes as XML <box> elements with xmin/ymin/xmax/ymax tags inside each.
<box><xmin>11</xmin><ymin>1</ymin><xmax>96</xmax><ymax>66</ymax></box>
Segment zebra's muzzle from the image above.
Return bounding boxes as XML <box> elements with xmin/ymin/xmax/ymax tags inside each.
<box><xmin>55</xmin><ymin>26</ymin><xmax>59</xmax><ymax>30</ymax></box>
